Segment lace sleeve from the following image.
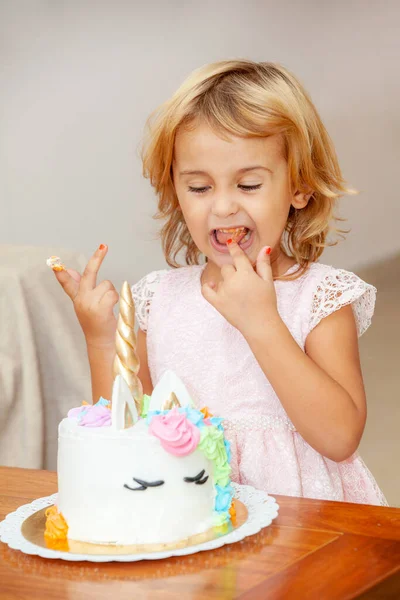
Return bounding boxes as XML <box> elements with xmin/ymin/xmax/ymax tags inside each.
<box><xmin>307</xmin><ymin>268</ymin><xmax>377</xmax><ymax>338</ymax></box>
<box><xmin>131</xmin><ymin>270</ymin><xmax>169</xmax><ymax>333</ymax></box>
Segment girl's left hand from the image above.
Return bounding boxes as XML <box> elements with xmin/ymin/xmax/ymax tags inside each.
<box><xmin>201</xmin><ymin>242</ymin><xmax>281</xmax><ymax>337</ymax></box>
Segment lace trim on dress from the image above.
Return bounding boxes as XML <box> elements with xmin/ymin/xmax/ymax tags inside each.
<box><xmin>224</xmin><ymin>415</ymin><xmax>297</xmax><ymax>433</ymax></box>
<box><xmin>309</xmin><ymin>268</ymin><xmax>376</xmax><ymax>338</ymax></box>
<box><xmin>131</xmin><ymin>270</ymin><xmax>169</xmax><ymax>333</ymax></box>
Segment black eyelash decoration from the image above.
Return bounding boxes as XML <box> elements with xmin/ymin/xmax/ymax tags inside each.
<box><xmin>124</xmin><ymin>483</ymin><xmax>146</xmax><ymax>491</ymax></box>
<box><xmin>184</xmin><ymin>469</ymin><xmax>205</xmax><ymax>482</ymax></box>
<box><xmin>184</xmin><ymin>470</ymin><xmax>209</xmax><ymax>485</ymax></box>
<box><xmin>195</xmin><ymin>475</ymin><xmax>209</xmax><ymax>485</ymax></box>
<box><xmin>124</xmin><ymin>477</ymin><xmax>165</xmax><ymax>491</ymax></box>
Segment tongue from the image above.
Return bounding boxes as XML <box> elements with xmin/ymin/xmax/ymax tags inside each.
<box><xmin>215</xmin><ymin>229</ymin><xmax>246</xmax><ymax>245</ymax></box>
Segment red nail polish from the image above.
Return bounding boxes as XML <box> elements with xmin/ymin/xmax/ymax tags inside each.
<box><xmin>226</xmin><ymin>239</ymin><xmax>233</xmax><ymax>245</ymax></box>
<box><xmin>265</xmin><ymin>247</ymin><xmax>271</xmax><ymax>255</ymax></box>
<box><xmin>99</xmin><ymin>244</ymin><xmax>106</xmax><ymax>250</ymax></box>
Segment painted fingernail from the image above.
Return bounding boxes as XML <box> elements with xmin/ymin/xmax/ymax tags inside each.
<box><xmin>99</xmin><ymin>244</ymin><xmax>106</xmax><ymax>250</ymax></box>
<box><xmin>226</xmin><ymin>239</ymin><xmax>233</xmax><ymax>245</ymax></box>
<box><xmin>265</xmin><ymin>247</ymin><xmax>271</xmax><ymax>255</ymax></box>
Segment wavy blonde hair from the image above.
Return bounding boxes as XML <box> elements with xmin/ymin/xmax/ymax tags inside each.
<box><xmin>141</xmin><ymin>59</ymin><xmax>354</xmax><ymax>279</ymax></box>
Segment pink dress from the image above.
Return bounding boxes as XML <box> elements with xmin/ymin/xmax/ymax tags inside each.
<box><xmin>131</xmin><ymin>262</ymin><xmax>387</xmax><ymax>506</ymax></box>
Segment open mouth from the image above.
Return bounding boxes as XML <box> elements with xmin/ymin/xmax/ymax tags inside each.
<box><xmin>210</xmin><ymin>226</ymin><xmax>254</xmax><ymax>253</ymax></box>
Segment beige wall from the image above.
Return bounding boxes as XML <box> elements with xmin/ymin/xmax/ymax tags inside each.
<box><xmin>0</xmin><ymin>1</ymin><xmax>399</xmax><ymax>290</ymax></box>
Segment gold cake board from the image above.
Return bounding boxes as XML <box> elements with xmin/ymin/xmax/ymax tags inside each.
<box><xmin>21</xmin><ymin>500</ymin><xmax>248</xmax><ymax>556</ymax></box>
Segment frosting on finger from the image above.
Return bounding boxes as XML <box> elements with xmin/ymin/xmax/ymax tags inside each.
<box><xmin>46</xmin><ymin>256</ymin><xmax>66</xmax><ymax>272</ymax></box>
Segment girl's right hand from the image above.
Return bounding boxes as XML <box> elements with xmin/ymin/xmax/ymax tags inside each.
<box><xmin>53</xmin><ymin>244</ymin><xmax>119</xmax><ymax>348</ymax></box>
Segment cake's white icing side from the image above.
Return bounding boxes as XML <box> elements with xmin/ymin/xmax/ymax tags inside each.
<box><xmin>57</xmin><ymin>419</ymin><xmax>216</xmax><ymax>545</ymax></box>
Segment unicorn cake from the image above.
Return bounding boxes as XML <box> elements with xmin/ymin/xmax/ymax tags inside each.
<box><xmin>45</xmin><ymin>282</ymin><xmax>234</xmax><ymax>547</ymax></box>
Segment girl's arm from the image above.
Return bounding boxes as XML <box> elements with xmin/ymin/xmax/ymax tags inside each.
<box><xmin>244</xmin><ymin>304</ymin><xmax>367</xmax><ymax>462</ymax></box>
<box><xmin>136</xmin><ymin>328</ymin><xmax>154</xmax><ymax>396</ymax></box>
<box><xmin>87</xmin><ymin>341</ymin><xmax>115</xmax><ymax>404</ymax></box>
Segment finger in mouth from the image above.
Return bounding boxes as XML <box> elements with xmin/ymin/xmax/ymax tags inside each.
<box><xmin>232</xmin><ymin>229</ymin><xmax>247</xmax><ymax>244</ymax></box>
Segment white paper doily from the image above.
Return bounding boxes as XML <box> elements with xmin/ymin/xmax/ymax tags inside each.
<box><xmin>0</xmin><ymin>483</ymin><xmax>279</xmax><ymax>562</ymax></box>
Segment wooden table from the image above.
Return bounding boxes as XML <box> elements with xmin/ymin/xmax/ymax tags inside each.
<box><xmin>0</xmin><ymin>467</ymin><xmax>399</xmax><ymax>599</ymax></box>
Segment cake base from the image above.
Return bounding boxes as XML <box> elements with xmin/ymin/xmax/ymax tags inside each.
<box><xmin>22</xmin><ymin>501</ymin><xmax>247</xmax><ymax>555</ymax></box>
<box><xmin>0</xmin><ymin>485</ymin><xmax>279</xmax><ymax>562</ymax></box>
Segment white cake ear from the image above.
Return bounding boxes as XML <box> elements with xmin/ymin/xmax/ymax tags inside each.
<box><xmin>111</xmin><ymin>375</ymin><xmax>139</xmax><ymax>430</ymax></box>
<box><xmin>149</xmin><ymin>370</ymin><xmax>194</xmax><ymax>411</ymax></box>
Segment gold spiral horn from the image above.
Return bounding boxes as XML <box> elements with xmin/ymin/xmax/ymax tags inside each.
<box><xmin>112</xmin><ymin>281</ymin><xmax>143</xmax><ymax>415</ymax></box>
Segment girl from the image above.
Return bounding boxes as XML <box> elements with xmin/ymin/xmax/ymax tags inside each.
<box><xmin>54</xmin><ymin>60</ymin><xmax>387</xmax><ymax>505</ymax></box>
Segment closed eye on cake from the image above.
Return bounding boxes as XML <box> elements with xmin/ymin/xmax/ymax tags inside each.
<box><xmin>184</xmin><ymin>470</ymin><xmax>209</xmax><ymax>485</ymax></box>
<box><xmin>124</xmin><ymin>477</ymin><xmax>165</xmax><ymax>491</ymax></box>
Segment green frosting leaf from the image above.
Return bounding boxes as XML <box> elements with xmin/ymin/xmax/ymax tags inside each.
<box><xmin>140</xmin><ymin>394</ymin><xmax>152</xmax><ymax>419</ymax></box>
<box><xmin>199</xmin><ymin>426</ymin><xmax>232</xmax><ymax>487</ymax></box>
<box><xmin>213</xmin><ymin>462</ymin><xmax>231</xmax><ymax>487</ymax></box>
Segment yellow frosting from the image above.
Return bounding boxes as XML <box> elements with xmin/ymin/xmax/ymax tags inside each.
<box><xmin>44</xmin><ymin>505</ymin><xmax>68</xmax><ymax>541</ymax></box>
<box><xmin>229</xmin><ymin>499</ymin><xmax>237</xmax><ymax>524</ymax></box>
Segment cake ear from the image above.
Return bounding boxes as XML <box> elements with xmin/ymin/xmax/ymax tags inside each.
<box><xmin>149</xmin><ymin>370</ymin><xmax>194</xmax><ymax>411</ymax></box>
<box><xmin>111</xmin><ymin>375</ymin><xmax>139</xmax><ymax>430</ymax></box>
<box><xmin>161</xmin><ymin>391</ymin><xmax>181</xmax><ymax>410</ymax></box>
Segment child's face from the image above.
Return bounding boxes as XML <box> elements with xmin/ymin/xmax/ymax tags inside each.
<box><xmin>172</xmin><ymin>122</ymin><xmax>308</xmax><ymax>268</ymax></box>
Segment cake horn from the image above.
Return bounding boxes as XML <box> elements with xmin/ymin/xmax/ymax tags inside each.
<box><xmin>161</xmin><ymin>391</ymin><xmax>181</xmax><ymax>411</ymax></box>
<box><xmin>113</xmin><ymin>281</ymin><xmax>143</xmax><ymax>418</ymax></box>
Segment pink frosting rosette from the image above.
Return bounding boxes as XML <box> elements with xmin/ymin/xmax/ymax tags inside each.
<box><xmin>148</xmin><ymin>407</ymin><xmax>201</xmax><ymax>456</ymax></box>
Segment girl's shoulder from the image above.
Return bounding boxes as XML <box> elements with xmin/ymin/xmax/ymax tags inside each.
<box><xmin>131</xmin><ymin>265</ymin><xmax>203</xmax><ymax>332</ymax></box>
<box><xmin>297</xmin><ymin>262</ymin><xmax>377</xmax><ymax>339</ymax></box>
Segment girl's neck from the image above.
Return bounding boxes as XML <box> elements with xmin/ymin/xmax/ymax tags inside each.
<box><xmin>201</xmin><ymin>251</ymin><xmax>297</xmax><ymax>286</ymax></box>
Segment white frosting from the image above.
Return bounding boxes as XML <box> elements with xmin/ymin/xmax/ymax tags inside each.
<box><xmin>57</xmin><ymin>418</ymin><xmax>216</xmax><ymax>545</ymax></box>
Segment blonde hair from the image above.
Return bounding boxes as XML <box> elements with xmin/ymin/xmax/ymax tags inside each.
<box><xmin>141</xmin><ymin>59</ymin><xmax>354</xmax><ymax>278</ymax></box>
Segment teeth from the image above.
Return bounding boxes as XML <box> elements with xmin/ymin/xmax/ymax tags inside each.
<box><xmin>212</xmin><ymin>226</ymin><xmax>251</xmax><ymax>247</ymax></box>
<box><xmin>217</xmin><ymin>227</ymin><xmax>246</xmax><ymax>233</ymax></box>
